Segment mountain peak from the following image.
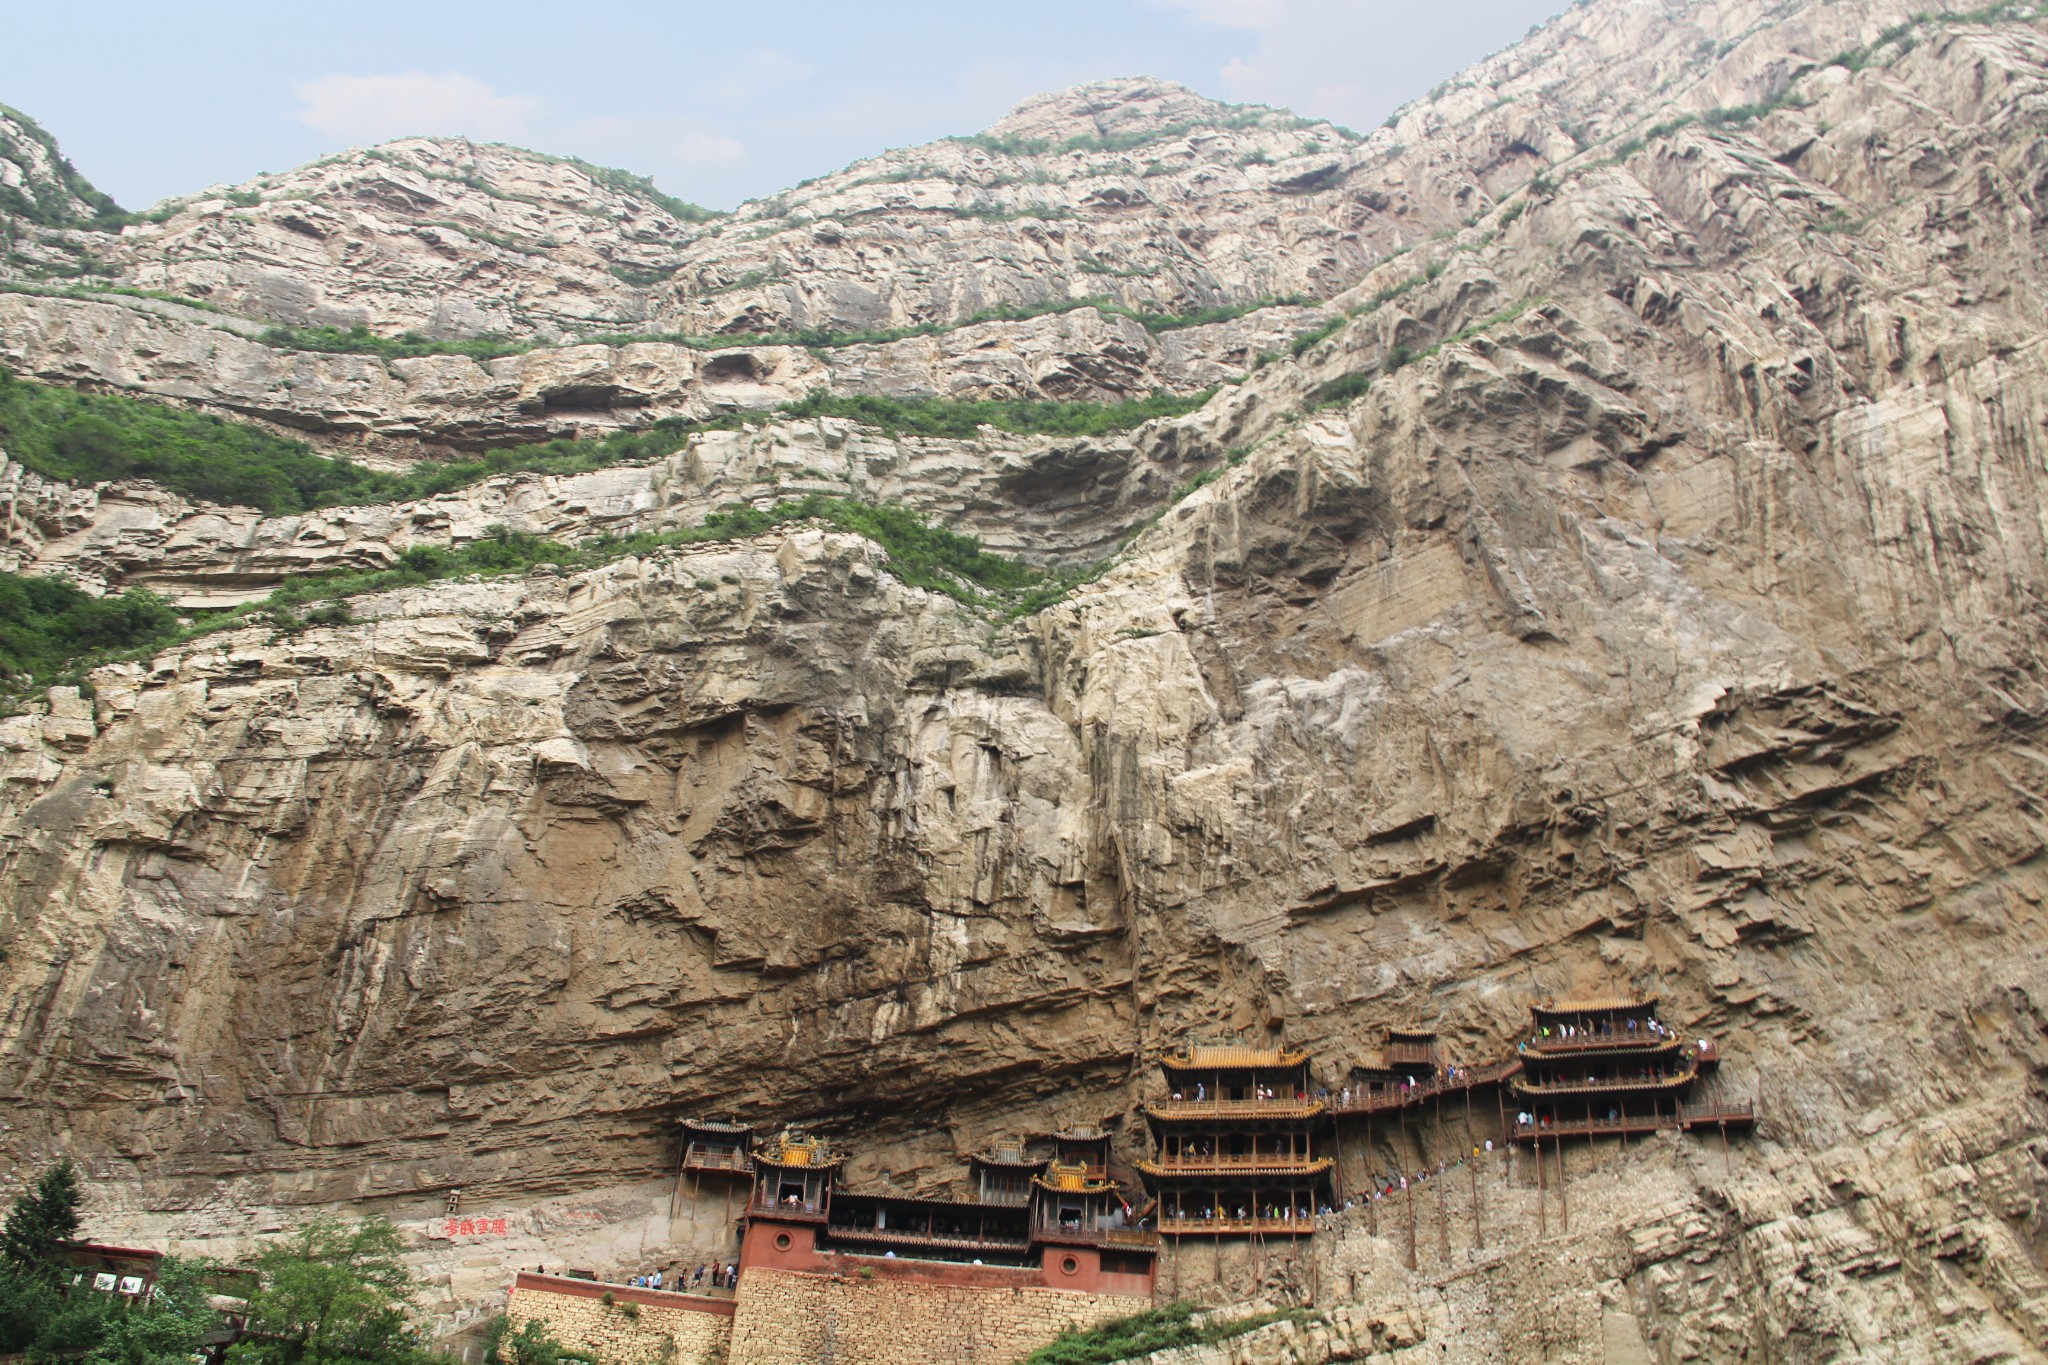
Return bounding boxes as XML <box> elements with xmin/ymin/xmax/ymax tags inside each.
<box><xmin>987</xmin><ymin>76</ymin><xmax>1329</xmax><ymax>147</ymax></box>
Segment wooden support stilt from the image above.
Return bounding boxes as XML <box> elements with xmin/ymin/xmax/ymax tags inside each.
<box><xmin>1467</xmin><ymin>1116</ymin><xmax>1483</xmax><ymax>1249</ymax></box>
<box><xmin>1437</xmin><ymin>1163</ymin><xmax>1450</xmax><ymax>1263</ymax></box>
<box><xmin>1366</xmin><ymin>1114</ymin><xmax>1377</xmax><ymax>1235</ymax></box>
<box><xmin>1406</xmin><ymin>1175</ymin><xmax>1418</xmax><ymax>1270</ymax></box>
<box><xmin>1331</xmin><ymin>1114</ymin><xmax>1346</xmax><ymax>1205</ymax></box>
<box><xmin>670</xmin><ymin>1138</ymin><xmax>688</xmax><ymax>1220</ymax></box>
<box><xmin>1536</xmin><ymin>1134</ymin><xmax>1547</xmax><ymax>1238</ymax></box>
<box><xmin>1557</xmin><ymin>1135</ymin><xmax>1568</xmax><ymax>1234</ymax></box>
<box><xmin>1720</xmin><ymin>1119</ymin><xmax>1732</xmax><ymax>1176</ymax></box>
<box><xmin>1496</xmin><ymin>1087</ymin><xmax>1510</xmax><ymax>1181</ymax></box>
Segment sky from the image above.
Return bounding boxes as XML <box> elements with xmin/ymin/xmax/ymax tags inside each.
<box><xmin>2</xmin><ymin>1</ymin><xmax>1568</xmax><ymax>213</ymax></box>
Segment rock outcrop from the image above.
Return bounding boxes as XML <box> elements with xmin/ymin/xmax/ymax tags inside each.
<box><xmin>5</xmin><ymin>0</ymin><xmax>2048</xmax><ymax>1360</ymax></box>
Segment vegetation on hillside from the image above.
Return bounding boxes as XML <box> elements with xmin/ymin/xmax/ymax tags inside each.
<box><xmin>1019</xmin><ymin>1302</ymin><xmax>1310</xmax><ymax>1365</ymax></box>
<box><xmin>0</xmin><ymin>367</ymin><xmax>1211</xmax><ymax>515</ymax></box>
<box><xmin>0</xmin><ymin>366</ymin><xmax>394</xmax><ymax>513</ymax></box>
<box><xmin>0</xmin><ymin>1159</ymin><xmax>475</xmax><ymax>1365</ymax></box>
<box><xmin>0</xmin><ymin>103</ymin><xmax>126</xmax><ymax>228</ymax></box>
<box><xmin>228</xmin><ymin>1216</ymin><xmax>445</xmax><ymax>1365</ymax></box>
<box><xmin>254</xmin><ymin>289</ymin><xmax>1318</xmax><ymax>363</ymax></box>
<box><xmin>0</xmin><ymin>574</ymin><xmax>180</xmax><ymax>685</ymax></box>
<box><xmin>780</xmin><ymin>387</ymin><xmax>1213</xmax><ymax>439</ymax></box>
<box><xmin>0</xmin><ymin>1159</ymin><xmax>222</xmax><ymax>1365</ymax></box>
<box><xmin>0</xmin><ymin>495</ymin><xmax>1099</xmax><ymax>704</ymax></box>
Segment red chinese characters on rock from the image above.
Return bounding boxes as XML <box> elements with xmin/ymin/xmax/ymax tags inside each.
<box><xmin>444</xmin><ymin>1217</ymin><xmax>509</xmax><ymax>1237</ymax></box>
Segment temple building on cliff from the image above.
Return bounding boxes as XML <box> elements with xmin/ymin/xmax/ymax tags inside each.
<box><xmin>679</xmin><ymin>1117</ymin><xmax>756</xmax><ymax>1179</ymax></box>
<box><xmin>735</xmin><ymin>1125</ymin><xmax>1158</xmax><ymax>1296</ymax></box>
<box><xmin>509</xmin><ymin>998</ymin><xmax>1754</xmax><ymax>1365</ymax></box>
<box><xmin>1508</xmin><ymin>997</ymin><xmax>1755</xmax><ymax>1142</ymax></box>
<box><xmin>1137</xmin><ymin>1044</ymin><xmax>1334</xmax><ymax>1236</ymax></box>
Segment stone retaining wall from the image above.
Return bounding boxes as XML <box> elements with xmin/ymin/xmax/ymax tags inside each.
<box><xmin>505</xmin><ymin>1273</ymin><xmax>732</xmax><ymax>1365</ymax></box>
<box><xmin>725</xmin><ymin>1264</ymin><xmax>1150</xmax><ymax>1365</ymax></box>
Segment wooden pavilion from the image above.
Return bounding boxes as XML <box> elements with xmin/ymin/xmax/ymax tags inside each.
<box><xmin>1509</xmin><ymin>997</ymin><xmax>1753</xmax><ymax>1143</ymax></box>
<box><xmin>1138</xmin><ymin>1044</ymin><xmax>1333</xmax><ymax>1237</ymax></box>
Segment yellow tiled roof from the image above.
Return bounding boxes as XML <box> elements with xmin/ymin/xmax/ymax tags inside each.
<box><xmin>1534</xmin><ymin>995</ymin><xmax>1656</xmax><ymax>1016</ymax></box>
<box><xmin>1161</xmin><ymin>1046</ymin><xmax>1310</xmax><ymax>1071</ymax></box>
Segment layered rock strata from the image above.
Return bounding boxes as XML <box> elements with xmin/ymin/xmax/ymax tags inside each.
<box><xmin>3</xmin><ymin>0</ymin><xmax>2048</xmax><ymax>1359</ymax></box>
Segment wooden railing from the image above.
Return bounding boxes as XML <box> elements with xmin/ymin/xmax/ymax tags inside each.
<box><xmin>683</xmin><ymin>1148</ymin><xmax>752</xmax><ymax>1174</ymax></box>
<box><xmin>1514</xmin><ymin>1062</ymin><xmax>1699</xmax><ymax>1096</ymax></box>
<box><xmin>976</xmin><ymin>1189</ymin><xmax>1030</xmax><ymax>1207</ymax></box>
<box><xmin>1138</xmin><ymin>1154</ymin><xmax>1331</xmax><ymax>1177</ymax></box>
<box><xmin>1509</xmin><ymin>1102</ymin><xmax>1755</xmax><ymax>1141</ymax></box>
<box><xmin>825</xmin><ymin>1225</ymin><xmax>1030</xmax><ymax>1255</ymax></box>
<box><xmin>751</xmin><ymin>1194</ymin><xmax>827</xmax><ymax>1221</ymax></box>
<box><xmin>1522</xmin><ymin>1032</ymin><xmax>1681</xmax><ymax>1055</ymax></box>
<box><xmin>1034</xmin><ymin>1220</ymin><xmax>1157</xmax><ymax>1249</ymax></box>
<box><xmin>1157</xmin><ymin>1214</ymin><xmax>1317</xmax><ymax>1236</ymax></box>
<box><xmin>1325</xmin><ymin>1059</ymin><xmax>1518</xmax><ymax>1116</ymax></box>
<box><xmin>1145</xmin><ymin>1098</ymin><xmax>1324</xmax><ymax>1121</ymax></box>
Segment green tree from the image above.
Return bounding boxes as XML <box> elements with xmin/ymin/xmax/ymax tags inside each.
<box><xmin>84</xmin><ymin>1257</ymin><xmax>221</xmax><ymax>1365</ymax></box>
<box><xmin>228</xmin><ymin>1215</ymin><xmax>436</xmax><ymax>1365</ymax></box>
<box><xmin>0</xmin><ymin>1162</ymin><xmax>220</xmax><ymax>1363</ymax></box>
<box><xmin>1</xmin><ymin>1159</ymin><xmax>82</xmax><ymax>1276</ymax></box>
<box><xmin>481</xmin><ymin>1317</ymin><xmax>562</xmax><ymax>1365</ymax></box>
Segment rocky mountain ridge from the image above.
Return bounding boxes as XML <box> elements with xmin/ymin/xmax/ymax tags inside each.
<box><xmin>4</xmin><ymin>0</ymin><xmax>2048</xmax><ymax>1359</ymax></box>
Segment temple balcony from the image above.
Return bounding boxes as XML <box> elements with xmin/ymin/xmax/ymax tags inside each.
<box><xmin>1157</xmin><ymin>1214</ymin><xmax>1318</xmax><ymax>1237</ymax></box>
<box><xmin>1143</xmin><ymin>1098</ymin><xmax>1324</xmax><ymax>1122</ymax></box>
<box><xmin>1513</xmin><ymin>1061</ymin><xmax>1700</xmax><ymax>1097</ymax></box>
<box><xmin>1510</xmin><ymin>1102</ymin><xmax>1756</xmax><ymax>1144</ymax></box>
<box><xmin>1032</xmin><ymin>1220</ymin><xmax>1159</xmax><ymax>1250</ymax></box>
<box><xmin>824</xmin><ymin>1225</ymin><xmax>1032</xmax><ymax>1257</ymax></box>
<box><xmin>682</xmin><ymin>1148</ymin><xmax>753</xmax><ymax>1175</ymax></box>
<box><xmin>1136</xmin><ymin>1155</ymin><xmax>1333</xmax><ymax>1179</ymax></box>
<box><xmin>1522</xmin><ymin>1033</ymin><xmax>1683</xmax><ymax>1058</ymax></box>
<box><xmin>750</xmin><ymin>1193</ymin><xmax>828</xmax><ymax>1222</ymax></box>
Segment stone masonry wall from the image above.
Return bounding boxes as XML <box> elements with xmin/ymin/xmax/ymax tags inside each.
<box><xmin>505</xmin><ymin>1275</ymin><xmax>733</xmax><ymax>1365</ymax></box>
<box><xmin>725</xmin><ymin>1266</ymin><xmax>1152</xmax><ymax>1365</ymax></box>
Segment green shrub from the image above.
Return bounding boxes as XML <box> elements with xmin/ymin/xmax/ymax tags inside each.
<box><xmin>0</xmin><ymin>494</ymin><xmax>1104</xmax><ymax>702</ymax></box>
<box><xmin>0</xmin><ymin>366</ymin><xmax>399</xmax><ymax>513</ymax></box>
<box><xmin>1312</xmin><ymin>372</ymin><xmax>1373</xmax><ymax>408</ymax></box>
<box><xmin>0</xmin><ymin>574</ymin><xmax>178</xmax><ymax>682</ymax></box>
<box><xmin>1021</xmin><ymin>1303</ymin><xmax>1308</xmax><ymax>1365</ymax></box>
<box><xmin>256</xmin><ymin>291</ymin><xmax>1320</xmax><ymax>363</ymax></box>
<box><xmin>0</xmin><ymin>103</ymin><xmax>127</xmax><ymax>228</ymax></box>
<box><xmin>483</xmin><ymin>1317</ymin><xmax>564</xmax><ymax>1365</ymax></box>
<box><xmin>1288</xmin><ymin>317</ymin><xmax>1344</xmax><ymax>357</ymax></box>
<box><xmin>779</xmin><ymin>388</ymin><xmax>1214</xmax><ymax>440</ymax></box>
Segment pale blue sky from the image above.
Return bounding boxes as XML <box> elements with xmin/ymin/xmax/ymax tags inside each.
<box><xmin>3</xmin><ymin>1</ymin><xmax>1567</xmax><ymax>212</ymax></box>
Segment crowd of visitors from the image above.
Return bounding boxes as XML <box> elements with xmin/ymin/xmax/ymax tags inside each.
<box><xmin>622</xmin><ymin>1262</ymin><xmax>739</xmax><ymax>1292</ymax></box>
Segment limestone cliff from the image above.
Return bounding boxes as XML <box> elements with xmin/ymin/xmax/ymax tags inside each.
<box><xmin>5</xmin><ymin>0</ymin><xmax>2048</xmax><ymax>1360</ymax></box>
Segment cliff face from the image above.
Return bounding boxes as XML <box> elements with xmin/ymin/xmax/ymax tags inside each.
<box><xmin>5</xmin><ymin>0</ymin><xmax>2048</xmax><ymax>1359</ymax></box>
